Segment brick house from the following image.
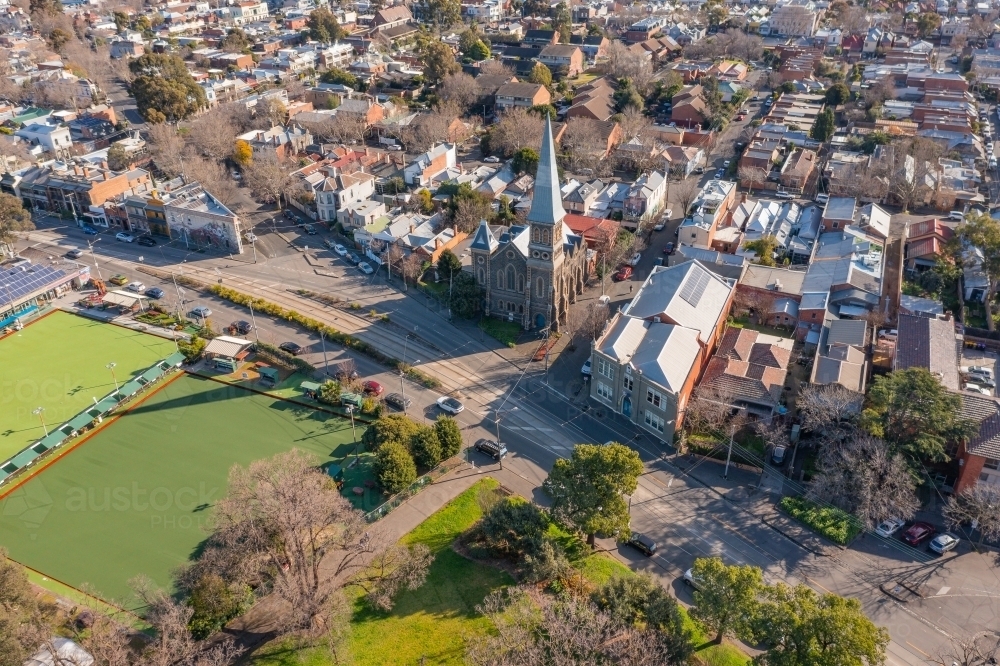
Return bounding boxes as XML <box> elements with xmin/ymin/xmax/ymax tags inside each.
<box><xmin>905</xmin><ymin>218</ymin><xmax>955</xmax><ymax>271</ymax></box>
<box><xmin>495</xmin><ymin>81</ymin><xmax>551</xmax><ymax>113</ymax></box>
<box><xmin>820</xmin><ymin>196</ymin><xmax>857</xmax><ymax>232</ymax></box>
<box><xmin>671</xmin><ymin>85</ymin><xmax>708</xmax><ymax>129</ymax></box>
<box><xmin>779</xmin><ymin>148</ymin><xmax>817</xmax><ymax>191</ymax></box>
<box><xmin>538</xmin><ymin>44</ymin><xmax>584</xmax><ymax>78</ymax></box>
<box><xmin>700</xmin><ymin>328</ymin><xmax>792</xmax><ymax>417</ymax></box>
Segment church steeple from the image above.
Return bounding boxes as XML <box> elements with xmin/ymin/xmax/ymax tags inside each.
<box><xmin>527</xmin><ymin>117</ymin><xmax>566</xmax><ymax>227</ymax></box>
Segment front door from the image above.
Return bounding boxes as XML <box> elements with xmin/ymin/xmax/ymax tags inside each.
<box><xmin>535</xmin><ymin>313</ymin><xmax>546</xmax><ymax>329</ymax></box>
<box><xmin>622</xmin><ymin>396</ymin><xmax>632</xmax><ymax>418</ymax></box>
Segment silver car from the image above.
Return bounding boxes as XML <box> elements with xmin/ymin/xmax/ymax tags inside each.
<box><xmin>928</xmin><ymin>533</ymin><xmax>959</xmax><ymax>555</ymax></box>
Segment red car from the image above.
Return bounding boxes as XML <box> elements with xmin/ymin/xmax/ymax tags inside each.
<box><xmin>902</xmin><ymin>521</ymin><xmax>935</xmax><ymax>545</ymax></box>
<box><xmin>613</xmin><ymin>266</ymin><xmax>633</xmax><ymax>281</ymax></box>
<box><xmin>662</xmin><ymin>242</ymin><xmax>675</xmax><ymax>255</ymax></box>
<box><xmin>363</xmin><ymin>380</ymin><xmax>384</xmax><ymax>396</ymax></box>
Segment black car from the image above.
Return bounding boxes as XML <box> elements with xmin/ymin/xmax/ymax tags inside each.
<box><xmin>284</xmin><ymin>210</ymin><xmax>296</xmax><ymax>220</ymax></box>
<box><xmin>345</xmin><ymin>252</ymin><xmax>361</xmax><ymax>265</ymax></box>
<box><xmin>137</xmin><ymin>236</ymin><xmax>156</xmax><ymax>246</ymax></box>
<box><xmin>623</xmin><ymin>532</ymin><xmax>657</xmax><ymax>557</ymax></box>
<box><xmin>231</xmin><ymin>320</ymin><xmax>253</xmax><ymax>334</ymax></box>
<box><xmin>385</xmin><ymin>393</ymin><xmax>412</xmax><ymax>411</ymax></box>
<box><xmin>145</xmin><ymin>287</ymin><xmax>164</xmax><ymax>299</ymax></box>
<box><xmin>474</xmin><ymin>439</ymin><xmax>507</xmax><ymax>460</ymax></box>
<box><xmin>279</xmin><ymin>341</ymin><xmax>304</xmax><ymax>355</ymax></box>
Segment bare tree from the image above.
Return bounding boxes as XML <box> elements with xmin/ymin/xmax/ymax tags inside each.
<box><xmin>737</xmin><ymin>165</ymin><xmax>767</xmax><ymax>195</ymax></box>
<box><xmin>397</xmin><ymin>109</ymin><xmax>454</xmax><ymax>153</ymax></box>
<box><xmin>0</xmin><ymin>134</ymin><xmax>32</xmax><ymax>173</ymax></box>
<box><xmin>796</xmin><ymin>383</ymin><xmax>863</xmax><ymax>436</ymax></box>
<box><xmin>401</xmin><ymin>252</ymin><xmax>424</xmax><ymax>283</ymax></box>
<box><xmin>808</xmin><ymin>434</ymin><xmax>919</xmax><ymax>529</ymax></box>
<box><xmin>183</xmin><ymin>158</ymin><xmax>241</xmax><ymax>208</ymax></box>
<box><xmin>617</xmin><ymin>107</ymin><xmax>652</xmax><ymax>143</ymax></box>
<box><xmin>578</xmin><ymin>301</ymin><xmax>611</xmax><ymax>341</ymax></box>
<box><xmin>944</xmin><ymin>483</ymin><xmax>1000</xmax><ymax>545</ymax></box>
<box><xmin>603</xmin><ymin>41</ymin><xmax>654</xmax><ymax>95</ymax></box>
<box><xmin>452</xmin><ymin>195</ymin><xmax>492</xmax><ymax>233</ymax></box>
<box><xmin>324</xmin><ymin>112</ymin><xmax>368</xmax><ymax>145</ymax></box>
<box><xmin>673</xmin><ymin>178</ymin><xmax>701</xmax><ymax>219</ymax></box>
<box><xmin>437</xmin><ymin>72</ymin><xmax>480</xmax><ymax>114</ymax></box>
<box><xmin>929</xmin><ymin>632</ymin><xmax>1000</xmax><ymax>666</ymax></box>
<box><xmin>562</xmin><ymin>117</ymin><xmax>612</xmax><ymax>176</ymax></box>
<box><xmin>835</xmin><ymin>4</ymin><xmax>871</xmax><ymax>36</ymax></box>
<box><xmin>145</xmin><ymin>123</ymin><xmax>186</xmax><ymax>178</ymax></box>
<box><xmin>488</xmin><ymin>107</ymin><xmax>544</xmax><ymax>157</ymax></box>
<box><xmin>477</xmin><ymin>60</ymin><xmax>516</xmax><ymax>77</ymax></box>
<box><xmin>683</xmin><ymin>386</ymin><xmax>746</xmax><ymax>438</ymax></box>
<box><xmin>243</xmin><ymin>156</ymin><xmax>294</xmax><ymax>208</ymax></box>
<box><xmin>181</xmin><ymin>449</ymin><xmax>432</xmax><ymax>638</ymax></box>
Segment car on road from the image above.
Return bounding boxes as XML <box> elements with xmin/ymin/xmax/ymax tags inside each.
<box><xmin>437</xmin><ymin>396</ymin><xmax>465</xmax><ymax>414</ymax></box>
<box><xmin>474</xmin><ymin>439</ymin><xmax>507</xmax><ymax>460</ymax></box>
<box><xmin>138</xmin><ymin>236</ymin><xmax>157</xmax><ymax>247</ymax></box>
<box><xmin>363</xmin><ymin>380</ymin><xmax>384</xmax><ymax>395</ymax></box>
<box><xmin>126</xmin><ymin>281</ymin><xmax>145</xmax><ymax>293</ymax></box>
<box><xmin>715</xmin><ymin>169</ymin><xmax>724</xmax><ymax>179</ymax></box>
<box><xmin>771</xmin><ymin>445</ymin><xmax>787</xmax><ymax>466</ymax></box>
<box><xmin>66</xmin><ymin>248</ymin><xmax>83</xmax><ymax>258</ymax></box>
<box><xmin>653</xmin><ymin>221</ymin><xmax>665</xmax><ymax>231</ymax></box>
<box><xmin>279</xmin><ymin>341</ymin><xmax>304</xmax><ymax>355</ymax></box>
<box><xmin>145</xmin><ymin>287</ymin><xmax>164</xmax><ymax>299</ymax></box>
<box><xmin>581</xmin><ymin>359</ymin><xmax>591</xmax><ymax>376</ymax></box>
<box><xmin>663</xmin><ymin>242</ymin><xmax>675</xmax><ymax>255</ymax></box>
<box><xmin>230</xmin><ymin>320</ymin><xmax>253</xmax><ymax>335</ymax></box>
<box><xmin>302</xmin><ymin>224</ymin><xmax>317</xmax><ymax>235</ymax></box>
<box><xmin>82</xmin><ymin>224</ymin><xmax>99</xmax><ymax>235</ymax></box>
<box><xmin>682</xmin><ymin>568</ymin><xmax>702</xmax><ymax>590</ymax></box>
<box><xmin>386</xmin><ymin>144</ymin><xmax>402</xmax><ymax>151</ymax></box>
<box><xmin>384</xmin><ymin>393</ymin><xmax>412</xmax><ymax>410</ymax></box>
<box><xmin>190</xmin><ymin>306</ymin><xmax>212</xmax><ymax>319</ymax></box>
<box><xmin>345</xmin><ymin>252</ymin><xmax>361</xmax><ymax>265</ymax></box>
<box><xmin>929</xmin><ymin>533</ymin><xmax>959</xmax><ymax>554</ymax></box>
<box><xmin>109</xmin><ymin>274</ymin><xmax>129</xmax><ymax>286</ymax></box>
<box><xmin>613</xmin><ymin>266</ymin><xmax>633</xmax><ymax>281</ymax></box>
<box><xmin>115</xmin><ymin>232</ymin><xmax>135</xmax><ymax>243</ymax></box>
<box><xmin>623</xmin><ymin>532</ymin><xmax>656</xmax><ymax>556</ymax></box>
<box><xmin>874</xmin><ymin>517</ymin><xmax>906</xmax><ymax>538</ymax></box>
<box><xmin>736</xmin><ymin>113</ymin><xmax>746</xmax><ymax>121</ymax></box>
<box><xmin>902</xmin><ymin>521</ymin><xmax>935</xmax><ymax>545</ymax></box>
<box><xmin>627</xmin><ymin>252</ymin><xmax>642</xmax><ymax>267</ymax></box>
<box><xmin>723</xmin><ymin>160</ymin><xmax>731</xmax><ymax>167</ymax></box>
<box><xmin>333</xmin><ymin>243</ymin><xmax>347</xmax><ymax>256</ymax></box>
<box><xmin>358</xmin><ymin>261</ymin><xmax>374</xmax><ymax>275</ymax></box>
<box><xmin>283</xmin><ymin>210</ymin><xmax>297</xmax><ymax>220</ymax></box>
<box><xmin>484</xmin><ymin>156</ymin><xmax>500</xmax><ymax>163</ymax></box>
<box><xmin>244</xmin><ymin>232</ymin><xmax>258</xmax><ymax>243</ymax></box>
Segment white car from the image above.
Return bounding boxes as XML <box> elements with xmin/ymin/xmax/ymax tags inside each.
<box><xmin>929</xmin><ymin>533</ymin><xmax>959</xmax><ymax>554</ymax></box>
<box><xmin>437</xmin><ymin>396</ymin><xmax>465</xmax><ymax>414</ymax></box>
<box><xmin>723</xmin><ymin>160</ymin><xmax>731</xmax><ymax>167</ymax></box>
<box><xmin>358</xmin><ymin>261</ymin><xmax>374</xmax><ymax>275</ymax></box>
<box><xmin>874</xmin><ymin>517</ymin><xmax>905</xmax><ymax>538</ymax></box>
<box><xmin>663</xmin><ymin>208</ymin><xmax>672</xmax><ymax>219</ymax></box>
<box><xmin>627</xmin><ymin>252</ymin><xmax>642</xmax><ymax>267</ymax></box>
<box><xmin>581</xmin><ymin>359</ymin><xmax>592</xmax><ymax>376</ymax></box>
<box><xmin>190</xmin><ymin>306</ymin><xmax>212</xmax><ymax>319</ymax></box>
<box><xmin>963</xmin><ymin>365</ymin><xmax>994</xmax><ymax>378</ymax></box>
<box><xmin>387</xmin><ymin>145</ymin><xmax>402</xmax><ymax>151</ymax></box>
<box><xmin>333</xmin><ymin>243</ymin><xmax>348</xmax><ymax>256</ymax></box>
<box><xmin>965</xmin><ymin>383</ymin><xmax>992</xmax><ymax>395</ymax></box>
<box><xmin>244</xmin><ymin>232</ymin><xmax>258</xmax><ymax>243</ymax></box>
<box><xmin>126</xmin><ymin>281</ymin><xmax>145</xmax><ymax>293</ymax></box>
<box><xmin>115</xmin><ymin>232</ymin><xmax>135</xmax><ymax>243</ymax></box>
<box><xmin>483</xmin><ymin>156</ymin><xmax>500</xmax><ymax>163</ymax></box>
<box><xmin>682</xmin><ymin>568</ymin><xmax>702</xmax><ymax>591</ymax></box>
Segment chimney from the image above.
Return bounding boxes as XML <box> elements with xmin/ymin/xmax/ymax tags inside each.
<box><xmin>83</xmin><ymin>168</ymin><xmax>91</xmax><ymax>177</ymax></box>
<box><xmin>103</xmin><ymin>172</ymin><xmax>110</xmax><ymax>181</ymax></box>
<box><xmin>74</xmin><ymin>165</ymin><xmax>82</xmax><ymax>176</ymax></box>
<box><xmin>101</xmin><ymin>160</ymin><xmax>108</xmax><ymax>169</ymax></box>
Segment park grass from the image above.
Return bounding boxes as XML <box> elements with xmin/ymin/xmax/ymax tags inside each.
<box><xmin>478</xmin><ymin>317</ymin><xmax>523</xmax><ymax>348</ymax></box>
<box><xmin>0</xmin><ymin>311</ymin><xmax>177</xmax><ymax>462</ymax></box>
<box><xmin>0</xmin><ymin>374</ymin><xmax>361</xmax><ymax>608</ymax></box>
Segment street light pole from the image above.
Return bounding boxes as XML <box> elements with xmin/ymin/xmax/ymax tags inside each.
<box><xmin>88</xmin><ymin>240</ymin><xmax>102</xmax><ymax>280</ymax></box>
<box><xmin>320</xmin><ymin>329</ymin><xmax>329</xmax><ymax>375</ymax></box>
<box><xmin>248</xmin><ymin>301</ymin><xmax>260</xmax><ymax>345</ymax></box>
<box><xmin>32</xmin><ymin>407</ymin><xmax>47</xmax><ymax>437</ymax></box>
<box><xmin>346</xmin><ymin>405</ymin><xmax>358</xmax><ymax>464</ymax></box>
<box><xmin>722</xmin><ymin>424</ymin><xmax>736</xmax><ymax>480</ymax></box>
<box><xmin>107</xmin><ymin>362</ymin><xmax>119</xmax><ymax>393</ymax></box>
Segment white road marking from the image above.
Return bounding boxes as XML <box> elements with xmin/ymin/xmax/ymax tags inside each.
<box><xmin>935</xmin><ymin>586</ymin><xmax>950</xmax><ymax>596</ymax></box>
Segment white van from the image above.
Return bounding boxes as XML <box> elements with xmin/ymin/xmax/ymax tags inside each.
<box><xmin>815</xmin><ymin>193</ymin><xmax>829</xmax><ymax>204</ymax></box>
<box><xmin>949</xmin><ymin>210</ymin><xmax>965</xmax><ymax>221</ymax></box>
<box><xmin>878</xmin><ymin>329</ymin><xmax>898</xmax><ymax>341</ymax></box>
<box><xmin>776</xmin><ymin>191</ymin><xmax>795</xmax><ymax>200</ymax></box>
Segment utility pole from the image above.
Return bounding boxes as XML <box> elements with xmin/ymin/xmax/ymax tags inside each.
<box><xmin>248</xmin><ymin>300</ymin><xmax>260</xmax><ymax>345</ymax></box>
<box><xmin>320</xmin><ymin>329</ymin><xmax>329</xmax><ymax>375</ymax></box>
<box><xmin>722</xmin><ymin>424</ymin><xmax>736</xmax><ymax>480</ymax></box>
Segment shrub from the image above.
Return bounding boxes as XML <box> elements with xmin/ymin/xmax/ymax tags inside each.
<box><xmin>178</xmin><ymin>336</ymin><xmax>207</xmax><ymax>362</ymax></box>
<box><xmin>478</xmin><ymin>497</ymin><xmax>550</xmax><ymax>560</ymax></box>
<box><xmin>373</xmin><ymin>440</ymin><xmax>417</xmax><ymax>494</ymax></box>
<box><xmin>361</xmin><ymin>414</ymin><xmax>421</xmax><ymax>452</ymax></box>
<box><xmin>434</xmin><ymin>416</ymin><xmax>463</xmax><ymax>458</ymax></box>
<box><xmin>318</xmin><ymin>379</ymin><xmax>341</xmax><ymax>405</ymax></box>
<box><xmin>410</xmin><ymin>425</ymin><xmax>443</xmax><ymax>469</ymax></box>
<box><xmin>780</xmin><ymin>496</ymin><xmax>861</xmax><ymax>545</ymax></box>
<box><xmin>186</xmin><ymin>573</ymin><xmax>254</xmax><ymax>640</ymax></box>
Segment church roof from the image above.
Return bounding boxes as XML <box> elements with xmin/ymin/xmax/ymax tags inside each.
<box><xmin>526</xmin><ymin>117</ymin><xmax>566</xmax><ymax>226</ymax></box>
<box><xmin>470</xmin><ymin>218</ymin><xmax>499</xmax><ymax>252</ymax></box>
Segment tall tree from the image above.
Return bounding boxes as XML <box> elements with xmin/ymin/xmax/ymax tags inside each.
<box><xmin>529</xmin><ymin>62</ymin><xmax>553</xmax><ymax>87</ymax></box>
<box><xmin>129</xmin><ymin>53</ymin><xmax>207</xmax><ymax>122</ymax></box>
<box><xmin>811</xmin><ymin>107</ymin><xmax>835</xmax><ymax>142</ymax></box>
<box><xmin>944</xmin><ymin>483</ymin><xmax>1000</xmax><ymax>546</ymax></box>
<box><xmin>592</xmin><ymin>574</ymin><xmax>694</xmax><ymax>664</ymax></box>
<box><xmin>959</xmin><ymin>210</ymin><xmax>1000</xmax><ymax>331</ymax></box>
<box><xmin>825</xmin><ymin>83</ymin><xmax>850</xmax><ymax>106</ymax></box>
<box><xmin>861</xmin><ymin>367</ymin><xmax>974</xmax><ymax>464</ymax></box>
<box><xmin>422</xmin><ymin>41</ymin><xmax>461</xmax><ymax>85</ymax></box>
<box><xmin>417</xmin><ymin>0</ymin><xmax>461</xmax><ymax>34</ymax></box>
<box><xmin>434</xmin><ymin>415</ymin><xmax>463</xmax><ymax>458</ymax></box>
<box><xmin>543</xmin><ymin>443</ymin><xmax>644</xmax><ymax>547</ymax></box>
<box><xmin>0</xmin><ymin>193</ymin><xmax>33</xmax><ymax>246</ymax></box>
<box><xmin>690</xmin><ymin>557</ymin><xmax>764</xmax><ymax>644</ymax></box>
<box><xmin>754</xmin><ymin>583</ymin><xmax>890</xmax><ymax>666</ymax></box>
<box><xmin>437</xmin><ymin>248</ymin><xmax>463</xmax><ymax>282</ymax></box>
<box><xmin>306</xmin><ymin>7</ymin><xmax>346</xmax><ymax>42</ymax></box>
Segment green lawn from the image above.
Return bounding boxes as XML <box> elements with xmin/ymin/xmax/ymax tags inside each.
<box><xmin>779</xmin><ymin>496</ymin><xmax>861</xmax><ymax>546</ymax></box>
<box><xmin>0</xmin><ymin>311</ymin><xmax>177</xmax><ymax>463</ymax></box>
<box><xmin>479</xmin><ymin>317</ymin><xmax>523</xmax><ymax>348</ymax></box>
<box><xmin>0</xmin><ymin>374</ymin><xmax>362</xmax><ymax>608</ymax></box>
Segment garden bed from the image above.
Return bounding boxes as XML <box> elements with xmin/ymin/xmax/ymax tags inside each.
<box><xmin>779</xmin><ymin>496</ymin><xmax>861</xmax><ymax>546</ymax></box>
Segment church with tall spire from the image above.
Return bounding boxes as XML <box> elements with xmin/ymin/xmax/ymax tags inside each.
<box><xmin>469</xmin><ymin>118</ymin><xmax>587</xmax><ymax>331</ymax></box>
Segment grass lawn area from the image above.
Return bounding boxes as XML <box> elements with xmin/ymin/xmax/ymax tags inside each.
<box><xmin>0</xmin><ymin>311</ymin><xmax>178</xmax><ymax>463</ymax></box>
<box><xmin>479</xmin><ymin>317</ymin><xmax>523</xmax><ymax>348</ymax></box>
<box><xmin>0</xmin><ymin>374</ymin><xmax>361</xmax><ymax>608</ymax></box>
<box><xmin>727</xmin><ymin>319</ymin><xmax>794</xmax><ymax>339</ymax></box>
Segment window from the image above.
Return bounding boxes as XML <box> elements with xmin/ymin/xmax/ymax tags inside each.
<box><xmin>517</xmin><ymin>274</ymin><xmax>524</xmax><ymax>292</ymax></box>
<box><xmin>597</xmin><ymin>382</ymin><xmax>613</xmax><ymax>400</ymax></box>
<box><xmin>497</xmin><ymin>270</ymin><xmax>505</xmax><ymax>290</ymax></box>
<box><xmin>644</xmin><ymin>411</ymin><xmax>665</xmax><ymax>433</ymax></box>
<box><xmin>506</xmin><ymin>266</ymin><xmax>515</xmax><ymax>292</ymax></box>
<box><xmin>623</xmin><ymin>376</ymin><xmax>633</xmax><ymax>391</ymax></box>
<box><xmin>832</xmin><ymin>221</ymin><xmax>839</xmax><ymax>229</ymax></box>
<box><xmin>986</xmin><ymin>458</ymin><xmax>1000</xmax><ymax>470</ymax></box>
<box><xmin>596</xmin><ymin>357</ymin><xmax>614</xmax><ymax>380</ymax></box>
<box><xmin>646</xmin><ymin>388</ymin><xmax>664</xmax><ymax>409</ymax></box>
<box><xmin>478</xmin><ymin>268</ymin><xmax>485</xmax><ymax>283</ymax></box>
<box><xmin>536</xmin><ymin>277</ymin><xmax>545</xmax><ymax>297</ymax></box>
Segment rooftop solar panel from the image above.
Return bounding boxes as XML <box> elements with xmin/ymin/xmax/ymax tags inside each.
<box><xmin>680</xmin><ymin>265</ymin><xmax>711</xmax><ymax>308</ymax></box>
<box><xmin>0</xmin><ymin>264</ymin><xmax>70</xmax><ymax>307</ymax></box>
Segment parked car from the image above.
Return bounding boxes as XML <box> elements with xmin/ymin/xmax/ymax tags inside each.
<box><xmin>474</xmin><ymin>439</ymin><xmax>507</xmax><ymax>459</ymax></box>
<box><xmin>137</xmin><ymin>236</ymin><xmax>156</xmax><ymax>246</ymax></box>
<box><xmin>302</xmin><ymin>224</ymin><xmax>317</xmax><ymax>235</ymax></box>
<box><xmin>623</xmin><ymin>532</ymin><xmax>656</xmax><ymax>556</ymax></box>
<box><xmin>682</xmin><ymin>568</ymin><xmax>702</xmax><ymax>590</ymax></box>
<box><xmin>963</xmin><ymin>365</ymin><xmax>994</xmax><ymax>378</ymax></box>
<box><xmin>66</xmin><ymin>248</ymin><xmax>83</xmax><ymax>258</ymax></box>
<box><xmin>715</xmin><ymin>169</ymin><xmax>724</xmax><ymax>179</ymax></box>
<box><xmin>874</xmin><ymin>517</ymin><xmax>905</xmax><ymax>538</ymax></box>
<box><xmin>653</xmin><ymin>221</ymin><xmax>665</xmax><ymax>231</ymax></box>
<box><xmin>109</xmin><ymin>274</ymin><xmax>129</xmax><ymax>286</ymax></box>
<box><xmin>771</xmin><ymin>445</ymin><xmax>787</xmax><ymax>466</ymax></box>
<box><xmin>723</xmin><ymin>160</ymin><xmax>731</xmax><ymax>167</ymax></box>
<box><xmin>815</xmin><ymin>194</ymin><xmax>829</xmax><ymax>204</ymax></box>
<box><xmin>902</xmin><ymin>521</ymin><xmax>935</xmax><ymax>545</ymax></box>
<box><xmin>345</xmin><ymin>252</ymin><xmax>361</xmax><ymax>265</ymax></box>
<box><xmin>82</xmin><ymin>224</ymin><xmax>99</xmax><ymax>235</ymax></box>
<box><xmin>283</xmin><ymin>210</ymin><xmax>297</xmax><ymax>220</ymax></box>
<box><xmin>145</xmin><ymin>287</ymin><xmax>164</xmax><ymax>299</ymax></box>
<box><xmin>384</xmin><ymin>393</ymin><xmax>412</xmax><ymax>410</ymax></box>
<box><xmin>663</xmin><ymin>242</ymin><xmax>675</xmax><ymax>255</ymax></box>
<box><xmin>627</xmin><ymin>252</ymin><xmax>642</xmax><ymax>267</ymax></box>
<box><xmin>613</xmin><ymin>266</ymin><xmax>633</xmax><ymax>281</ymax></box>
<box><xmin>965</xmin><ymin>383</ymin><xmax>992</xmax><ymax>395</ymax></box>
<box><xmin>929</xmin><ymin>533</ymin><xmax>959</xmax><ymax>554</ymax></box>
<box><xmin>126</xmin><ymin>281</ymin><xmax>145</xmax><ymax>293</ymax></box>
<box><xmin>190</xmin><ymin>306</ymin><xmax>212</xmax><ymax>319</ymax></box>
<box><xmin>878</xmin><ymin>329</ymin><xmax>898</xmax><ymax>341</ymax></box>
<box><xmin>231</xmin><ymin>320</ymin><xmax>253</xmax><ymax>334</ymax></box>
<box><xmin>244</xmin><ymin>232</ymin><xmax>258</xmax><ymax>243</ymax></box>
<box><xmin>581</xmin><ymin>359</ymin><xmax>592</xmax><ymax>376</ymax></box>
<box><xmin>484</xmin><ymin>156</ymin><xmax>500</xmax><ymax>163</ymax></box>
<box><xmin>333</xmin><ymin>243</ymin><xmax>347</xmax><ymax>256</ymax></box>
<box><xmin>358</xmin><ymin>262</ymin><xmax>374</xmax><ymax>275</ymax></box>
<box><xmin>115</xmin><ymin>232</ymin><xmax>135</xmax><ymax>243</ymax></box>
<box><xmin>437</xmin><ymin>396</ymin><xmax>465</xmax><ymax>414</ymax></box>
<box><xmin>363</xmin><ymin>380</ymin><xmax>384</xmax><ymax>395</ymax></box>
<box><xmin>387</xmin><ymin>144</ymin><xmax>402</xmax><ymax>151</ymax></box>
<box><xmin>279</xmin><ymin>341</ymin><xmax>304</xmax><ymax>355</ymax></box>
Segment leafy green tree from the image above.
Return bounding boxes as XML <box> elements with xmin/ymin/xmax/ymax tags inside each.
<box><xmin>113</xmin><ymin>10</ymin><xmax>129</xmax><ymax>31</ymax></box>
<box><xmin>690</xmin><ymin>557</ymin><xmax>764</xmax><ymax>644</ymax></box>
<box><xmin>459</xmin><ymin>29</ymin><xmax>491</xmax><ymax>60</ymax></box>
<box><xmin>361</xmin><ymin>413</ymin><xmax>421</xmax><ymax>452</ymax></box>
<box><xmin>373</xmin><ymin>440</ymin><xmax>417</xmax><ymax>493</ymax></box>
<box><xmin>434</xmin><ymin>415</ymin><xmax>463</xmax><ymax>458</ymax></box>
<box><xmin>416</xmin><ymin>188</ymin><xmax>434</xmax><ymax>214</ymax></box>
<box><xmin>861</xmin><ymin>367</ymin><xmax>974</xmax><ymax>463</ymax></box>
<box><xmin>306</xmin><ymin>7</ymin><xmax>346</xmax><ymax>42</ymax></box>
<box><xmin>0</xmin><ymin>192</ymin><xmax>32</xmax><ymax>246</ymax></box>
<box><xmin>319</xmin><ymin>67</ymin><xmax>360</xmax><ymax>90</ymax></box>
<box><xmin>186</xmin><ymin>573</ymin><xmax>254</xmax><ymax>640</ymax></box>
<box><xmin>529</xmin><ymin>61</ymin><xmax>553</xmax><ymax>87</ymax></box>
<box><xmin>478</xmin><ymin>497</ymin><xmax>550</xmax><ymax>558</ymax></box>
<box><xmin>106</xmin><ymin>142</ymin><xmax>130</xmax><ymax>171</ymax></box>
<box><xmin>744</xmin><ymin>235</ymin><xmax>780</xmax><ymax>266</ymax></box>
<box><xmin>753</xmin><ymin>583</ymin><xmax>889</xmax><ymax>666</ymax></box>
<box><xmin>449</xmin><ymin>273</ymin><xmax>483</xmax><ymax>318</ymax></box>
<box><xmin>437</xmin><ymin>248</ymin><xmax>463</xmax><ymax>282</ymax></box>
<box><xmin>129</xmin><ymin>53</ymin><xmax>207</xmax><ymax>122</ymax></box>
<box><xmin>221</xmin><ymin>27</ymin><xmax>250</xmax><ymax>52</ymax></box>
<box><xmin>512</xmin><ymin>147</ymin><xmax>539</xmax><ymax>175</ymax></box>
<box><xmin>860</xmin><ymin>130</ymin><xmax>891</xmax><ymax>154</ymax></box>
<box><xmin>422</xmin><ymin>41</ymin><xmax>461</xmax><ymax>85</ymax></box>
<box><xmin>47</xmin><ymin>28</ymin><xmax>71</xmax><ymax>52</ymax></box>
<box><xmin>552</xmin><ymin>2</ymin><xmax>572</xmax><ymax>42</ymax></box>
<box><xmin>317</xmin><ymin>379</ymin><xmax>341</xmax><ymax>405</ymax></box>
<box><xmin>811</xmin><ymin>107</ymin><xmax>835</xmax><ymax>142</ymax></box>
<box><xmin>592</xmin><ymin>574</ymin><xmax>694</xmax><ymax>664</ymax></box>
<box><xmin>916</xmin><ymin>12</ymin><xmax>941</xmax><ymax>37</ymax></box>
<box><xmin>417</xmin><ymin>0</ymin><xmax>461</xmax><ymax>33</ymax></box>
<box><xmin>960</xmin><ymin>210</ymin><xmax>1000</xmax><ymax>331</ymax></box>
<box><xmin>824</xmin><ymin>83</ymin><xmax>850</xmax><ymax>106</ymax></box>
<box><xmin>543</xmin><ymin>443</ymin><xmax>643</xmax><ymax>547</ymax></box>
<box><xmin>177</xmin><ymin>335</ymin><xmax>207</xmax><ymax>362</ymax></box>
<box><xmin>410</xmin><ymin>425</ymin><xmax>443</xmax><ymax>469</ymax></box>
<box><xmin>529</xmin><ymin>104</ymin><xmax>557</xmax><ymax>120</ymax></box>
<box><xmin>29</xmin><ymin>0</ymin><xmax>62</xmax><ymax>16</ymax></box>
<box><xmin>468</xmin><ymin>40</ymin><xmax>491</xmax><ymax>61</ymax></box>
